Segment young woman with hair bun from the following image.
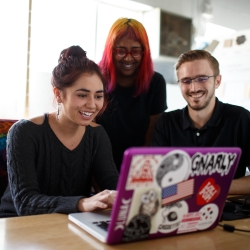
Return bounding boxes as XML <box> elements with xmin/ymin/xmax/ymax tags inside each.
<box><xmin>0</xmin><ymin>45</ymin><xmax>118</xmax><ymax>217</ymax></box>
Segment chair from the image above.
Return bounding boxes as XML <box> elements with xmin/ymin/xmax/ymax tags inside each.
<box><xmin>0</xmin><ymin>119</ymin><xmax>17</xmax><ymax>200</ymax></box>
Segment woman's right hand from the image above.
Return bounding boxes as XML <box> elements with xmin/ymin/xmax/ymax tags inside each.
<box><xmin>77</xmin><ymin>189</ymin><xmax>117</xmax><ymax>212</ymax></box>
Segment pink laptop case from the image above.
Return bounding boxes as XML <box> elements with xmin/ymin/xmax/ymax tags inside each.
<box><xmin>106</xmin><ymin>147</ymin><xmax>241</xmax><ymax>244</ymax></box>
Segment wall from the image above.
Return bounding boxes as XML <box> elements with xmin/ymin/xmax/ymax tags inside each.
<box><xmin>1</xmin><ymin>0</ymin><xmax>250</xmax><ymax>118</ymax></box>
<box><xmin>213</xmin><ymin>29</ymin><xmax>250</xmax><ymax>110</ymax></box>
<box><xmin>134</xmin><ymin>0</ymin><xmax>194</xmax><ymax>19</ymax></box>
<box><xmin>134</xmin><ymin>0</ymin><xmax>250</xmax><ymax>111</ymax></box>
<box><xmin>28</xmin><ymin>1</ymin><xmax>145</xmax><ymax>118</ymax></box>
<box><xmin>133</xmin><ymin>0</ymin><xmax>250</xmax><ymax>31</ymax></box>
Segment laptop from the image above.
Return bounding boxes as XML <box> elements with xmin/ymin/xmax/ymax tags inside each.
<box><xmin>69</xmin><ymin>147</ymin><xmax>241</xmax><ymax>244</ymax></box>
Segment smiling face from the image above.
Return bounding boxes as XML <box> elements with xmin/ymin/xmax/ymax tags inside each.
<box><xmin>56</xmin><ymin>73</ymin><xmax>104</xmax><ymax>126</ymax></box>
<box><xmin>113</xmin><ymin>36</ymin><xmax>143</xmax><ymax>82</ymax></box>
<box><xmin>177</xmin><ymin>59</ymin><xmax>221</xmax><ymax>112</ymax></box>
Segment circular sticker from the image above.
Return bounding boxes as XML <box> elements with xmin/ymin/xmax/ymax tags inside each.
<box><xmin>197</xmin><ymin>203</ymin><xmax>219</xmax><ymax>230</ymax></box>
<box><xmin>157</xmin><ymin>200</ymin><xmax>189</xmax><ymax>233</ymax></box>
<box><xmin>156</xmin><ymin>150</ymin><xmax>191</xmax><ymax>188</ymax></box>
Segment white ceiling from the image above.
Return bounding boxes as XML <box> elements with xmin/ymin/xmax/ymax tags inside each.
<box><xmin>132</xmin><ymin>0</ymin><xmax>250</xmax><ymax>31</ymax></box>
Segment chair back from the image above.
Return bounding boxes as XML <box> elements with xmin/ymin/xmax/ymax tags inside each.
<box><xmin>0</xmin><ymin>119</ymin><xmax>18</xmax><ymax>199</ymax></box>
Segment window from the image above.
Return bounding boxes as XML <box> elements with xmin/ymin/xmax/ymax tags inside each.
<box><xmin>0</xmin><ymin>0</ymin><xmax>151</xmax><ymax>119</ymax></box>
<box><xmin>0</xmin><ymin>0</ymin><xmax>29</xmax><ymax>119</ymax></box>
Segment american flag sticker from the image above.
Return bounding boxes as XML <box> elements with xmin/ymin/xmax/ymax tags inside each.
<box><xmin>162</xmin><ymin>179</ymin><xmax>194</xmax><ymax>206</ymax></box>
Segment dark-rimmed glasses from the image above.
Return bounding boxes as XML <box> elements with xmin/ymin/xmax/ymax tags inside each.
<box><xmin>113</xmin><ymin>48</ymin><xmax>143</xmax><ymax>58</ymax></box>
<box><xmin>177</xmin><ymin>75</ymin><xmax>218</xmax><ymax>84</ymax></box>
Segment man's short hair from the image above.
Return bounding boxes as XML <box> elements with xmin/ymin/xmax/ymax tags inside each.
<box><xmin>175</xmin><ymin>50</ymin><xmax>220</xmax><ymax>76</ymax></box>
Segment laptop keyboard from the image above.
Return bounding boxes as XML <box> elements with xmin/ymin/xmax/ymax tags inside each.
<box><xmin>92</xmin><ymin>220</ymin><xmax>110</xmax><ymax>231</ymax></box>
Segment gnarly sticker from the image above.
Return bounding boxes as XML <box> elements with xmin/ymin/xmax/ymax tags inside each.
<box><xmin>197</xmin><ymin>178</ymin><xmax>220</xmax><ymax>205</ymax></box>
<box><xmin>196</xmin><ymin>203</ymin><xmax>219</xmax><ymax>230</ymax></box>
<box><xmin>191</xmin><ymin>152</ymin><xmax>237</xmax><ymax>177</ymax></box>
<box><xmin>126</xmin><ymin>155</ymin><xmax>161</xmax><ymax>189</ymax></box>
<box><xmin>157</xmin><ymin>201</ymin><xmax>189</xmax><ymax>233</ymax></box>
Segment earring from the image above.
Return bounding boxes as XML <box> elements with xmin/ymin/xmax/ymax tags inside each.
<box><xmin>56</xmin><ymin>103</ymin><xmax>60</xmax><ymax>121</ymax></box>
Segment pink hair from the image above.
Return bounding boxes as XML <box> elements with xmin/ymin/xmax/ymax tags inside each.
<box><xmin>99</xmin><ymin>18</ymin><xmax>154</xmax><ymax>97</ymax></box>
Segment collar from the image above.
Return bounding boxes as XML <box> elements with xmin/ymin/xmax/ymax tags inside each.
<box><xmin>182</xmin><ymin>97</ymin><xmax>223</xmax><ymax>130</ymax></box>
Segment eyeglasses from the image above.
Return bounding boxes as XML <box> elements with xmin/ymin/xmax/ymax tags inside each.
<box><xmin>177</xmin><ymin>75</ymin><xmax>218</xmax><ymax>84</ymax></box>
<box><xmin>113</xmin><ymin>48</ymin><xmax>143</xmax><ymax>58</ymax></box>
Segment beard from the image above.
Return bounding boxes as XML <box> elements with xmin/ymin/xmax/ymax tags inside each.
<box><xmin>187</xmin><ymin>89</ymin><xmax>215</xmax><ymax>111</ymax></box>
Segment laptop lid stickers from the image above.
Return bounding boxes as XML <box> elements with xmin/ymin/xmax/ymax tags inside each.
<box><xmin>106</xmin><ymin>147</ymin><xmax>241</xmax><ymax>244</ymax></box>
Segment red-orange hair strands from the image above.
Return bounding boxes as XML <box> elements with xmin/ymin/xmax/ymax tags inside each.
<box><xmin>99</xmin><ymin>18</ymin><xmax>154</xmax><ymax>97</ymax></box>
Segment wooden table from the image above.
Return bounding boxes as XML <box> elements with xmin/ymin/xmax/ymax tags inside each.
<box><xmin>0</xmin><ymin>213</ymin><xmax>249</xmax><ymax>250</ymax></box>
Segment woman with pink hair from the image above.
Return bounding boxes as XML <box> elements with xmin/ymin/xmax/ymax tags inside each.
<box><xmin>97</xmin><ymin>18</ymin><xmax>167</xmax><ymax>172</ymax></box>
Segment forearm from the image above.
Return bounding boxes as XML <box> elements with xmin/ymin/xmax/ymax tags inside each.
<box><xmin>228</xmin><ymin>175</ymin><xmax>250</xmax><ymax>194</ymax></box>
<box><xmin>8</xmin><ymin>145</ymin><xmax>84</xmax><ymax>215</ymax></box>
<box><xmin>12</xmin><ymin>190</ymin><xmax>83</xmax><ymax>215</ymax></box>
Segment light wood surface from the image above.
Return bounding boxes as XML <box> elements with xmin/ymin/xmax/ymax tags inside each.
<box><xmin>0</xmin><ymin>213</ymin><xmax>249</xmax><ymax>250</ymax></box>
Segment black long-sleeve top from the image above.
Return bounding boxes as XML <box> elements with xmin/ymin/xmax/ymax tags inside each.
<box><xmin>0</xmin><ymin>114</ymin><xmax>118</xmax><ymax>217</ymax></box>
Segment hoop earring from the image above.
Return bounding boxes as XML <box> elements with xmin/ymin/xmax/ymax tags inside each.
<box><xmin>56</xmin><ymin>103</ymin><xmax>60</xmax><ymax>121</ymax></box>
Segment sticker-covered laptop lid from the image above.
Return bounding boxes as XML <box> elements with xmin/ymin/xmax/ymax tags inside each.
<box><xmin>106</xmin><ymin>147</ymin><xmax>241</xmax><ymax>244</ymax></box>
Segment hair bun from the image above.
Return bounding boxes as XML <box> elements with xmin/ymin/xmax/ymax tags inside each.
<box><xmin>59</xmin><ymin>45</ymin><xmax>87</xmax><ymax>62</ymax></box>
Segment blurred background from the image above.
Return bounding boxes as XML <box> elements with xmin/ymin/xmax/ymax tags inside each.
<box><xmin>1</xmin><ymin>0</ymin><xmax>250</xmax><ymax>119</ymax></box>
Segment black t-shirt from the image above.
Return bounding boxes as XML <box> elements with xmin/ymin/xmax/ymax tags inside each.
<box><xmin>151</xmin><ymin>98</ymin><xmax>250</xmax><ymax>179</ymax></box>
<box><xmin>97</xmin><ymin>72</ymin><xmax>167</xmax><ymax>171</ymax></box>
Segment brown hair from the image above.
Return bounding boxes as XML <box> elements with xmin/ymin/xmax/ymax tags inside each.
<box><xmin>52</xmin><ymin>45</ymin><xmax>107</xmax><ymax>115</ymax></box>
<box><xmin>175</xmin><ymin>50</ymin><xmax>220</xmax><ymax>75</ymax></box>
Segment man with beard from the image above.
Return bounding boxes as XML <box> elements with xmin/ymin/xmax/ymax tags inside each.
<box><xmin>151</xmin><ymin>50</ymin><xmax>250</xmax><ymax>194</ymax></box>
